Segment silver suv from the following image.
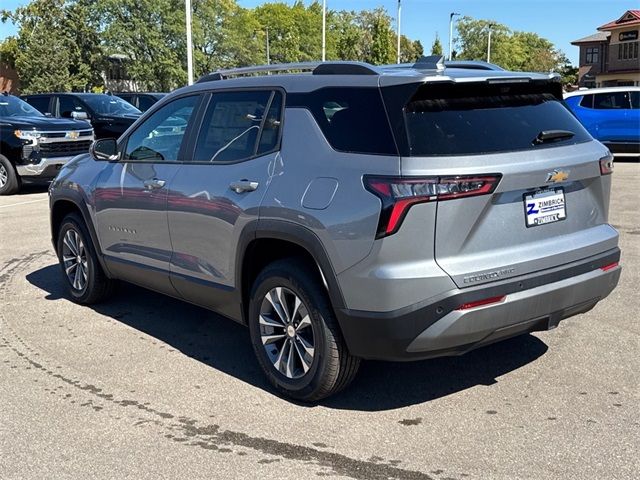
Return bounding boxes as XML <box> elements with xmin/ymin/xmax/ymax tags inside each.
<box><xmin>49</xmin><ymin>57</ymin><xmax>622</xmax><ymax>401</ymax></box>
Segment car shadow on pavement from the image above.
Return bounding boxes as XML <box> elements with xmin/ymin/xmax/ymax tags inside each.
<box><xmin>27</xmin><ymin>263</ymin><xmax>549</xmax><ymax>411</ymax></box>
<box><xmin>15</xmin><ymin>184</ymin><xmax>50</xmax><ymax>195</ymax></box>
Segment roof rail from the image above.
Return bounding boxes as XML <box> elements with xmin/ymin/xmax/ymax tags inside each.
<box><xmin>412</xmin><ymin>55</ymin><xmax>446</xmax><ymax>71</ymax></box>
<box><xmin>197</xmin><ymin>61</ymin><xmax>379</xmax><ymax>83</ymax></box>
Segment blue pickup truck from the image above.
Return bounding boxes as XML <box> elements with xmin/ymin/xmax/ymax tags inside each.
<box><xmin>565</xmin><ymin>87</ymin><xmax>639</xmax><ymax>158</ymax></box>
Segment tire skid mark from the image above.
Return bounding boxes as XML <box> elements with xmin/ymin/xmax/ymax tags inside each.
<box><xmin>1</xmin><ymin>252</ymin><xmax>439</xmax><ymax>480</ymax></box>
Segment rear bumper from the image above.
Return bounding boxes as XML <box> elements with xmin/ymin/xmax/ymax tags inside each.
<box><xmin>16</xmin><ymin>155</ymin><xmax>76</xmax><ymax>179</ymax></box>
<box><xmin>336</xmin><ymin>248</ymin><xmax>621</xmax><ymax>361</ymax></box>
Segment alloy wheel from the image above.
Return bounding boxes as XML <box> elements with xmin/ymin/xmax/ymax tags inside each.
<box><xmin>259</xmin><ymin>287</ymin><xmax>315</xmax><ymax>379</ymax></box>
<box><xmin>0</xmin><ymin>164</ymin><xmax>7</xmax><ymax>188</ymax></box>
<box><xmin>61</xmin><ymin>229</ymin><xmax>88</xmax><ymax>291</ymax></box>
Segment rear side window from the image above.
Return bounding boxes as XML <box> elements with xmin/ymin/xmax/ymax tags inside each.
<box><xmin>404</xmin><ymin>91</ymin><xmax>591</xmax><ymax>156</ymax></box>
<box><xmin>593</xmin><ymin>92</ymin><xmax>631</xmax><ymax>109</ymax></box>
<box><xmin>288</xmin><ymin>88</ymin><xmax>397</xmax><ymax>155</ymax></box>
<box><xmin>631</xmin><ymin>91</ymin><xmax>639</xmax><ymax>109</ymax></box>
<box><xmin>138</xmin><ymin>96</ymin><xmax>156</xmax><ymax>111</ymax></box>
<box><xmin>58</xmin><ymin>96</ymin><xmax>85</xmax><ymax>118</ymax></box>
<box><xmin>579</xmin><ymin>95</ymin><xmax>594</xmax><ymax>108</ymax></box>
<box><xmin>194</xmin><ymin>90</ymin><xmax>281</xmax><ymax>163</ymax></box>
<box><xmin>25</xmin><ymin>96</ymin><xmax>51</xmax><ymax>114</ymax></box>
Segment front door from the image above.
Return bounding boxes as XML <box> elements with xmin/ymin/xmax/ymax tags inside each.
<box><xmin>94</xmin><ymin>94</ymin><xmax>201</xmax><ymax>293</ymax></box>
<box><xmin>167</xmin><ymin>90</ymin><xmax>284</xmax><ymax>319</ymax></box>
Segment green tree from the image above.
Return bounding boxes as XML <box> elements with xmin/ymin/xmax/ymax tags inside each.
<box><xmin>333</xmin><ymin>11</ymin><xmax>362</xmax><ymax>60</ymax></box>
<box><xmin>2</xmin><ymin>0</ymin><xmax>104</xmax><ymax>93</ymax></box>
<box><xmin>431</xmin><ymin>33</ymin><xmax>443</xmax><ymax>56</ymax></box>
<box><xmin>0</xmin><ymin>37</ymin><xmax>18</xmax><ymax>69</ymax></box>
<box><xmin>360</xmin><ymin>8</ymin><xmax>395</xmax><ymax>65</ymax></box>
<box><xmin>99</xmin><ymin>0</ymin><xmax>187</xmax><ymax>91</ymax></box>
<box><xmin>455</xmin><ymin>16</ymin><xmax>571</xmax><ymax>73</ymax></box>
<box><xmin>399</xmin><ymin>36</ymin><xmax>423</xmax><ymax>63</ymax></box>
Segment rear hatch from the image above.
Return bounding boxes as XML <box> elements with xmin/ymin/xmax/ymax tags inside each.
<box><xmin>384</xmin><ymin>78</ymin><xmax>618</xmax><ymax>288</ymax></box>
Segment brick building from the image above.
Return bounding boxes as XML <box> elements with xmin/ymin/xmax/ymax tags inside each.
<box><xmin>572</xmin><ymin>10</ymin><xmax>640</xmax><ymax>88</ymax></box>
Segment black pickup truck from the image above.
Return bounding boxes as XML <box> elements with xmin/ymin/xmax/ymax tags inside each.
<box><xmin>21</xmin><ymin>92</ymin><xmax>141</xmax><ymax>139</ymax></box>
<box><xmin>0</xmin><ymin>93</ymin><xmax>94</xmax><ymax>195</ymax></box>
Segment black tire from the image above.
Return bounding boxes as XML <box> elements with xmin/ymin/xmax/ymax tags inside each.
<box><xmin>0</xmin><ymin>155</ymin><xmax>20</xmax><ymax>196</ymax></box>
<box><xmin>56</xmin><ymin>213</ymin><xmax>115</xmax><ymax>304</ymax></box>
<box><xmin>248</xmin><ymin>259</ymin><xmax>360</xmax><ymax>402</ymax></box>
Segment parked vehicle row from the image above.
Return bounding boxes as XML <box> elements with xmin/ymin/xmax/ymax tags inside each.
<box><xmin>0</xmin><ymin>91</ymin><xmax>167</xmax><ymax>195</ymax></box>
<box><xmin>48</xmin><ymin>58</ymin><xmax>621</xmax><ymax>401</ymax></box>
<box><xmin>22</xmin><ymin>93</ymin><xmax>142</xmax><ymax>139</ymax></box>
<box><xmin>0</xmin><ymin>93</ymin><xmax>94</xmax><ymax>195</ymax></box>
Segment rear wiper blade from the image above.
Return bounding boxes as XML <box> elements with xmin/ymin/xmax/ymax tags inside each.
<box><xmin>532</xmin><ymin>130</ymin><xmax>575</xmax><ymax>145</ymax></box>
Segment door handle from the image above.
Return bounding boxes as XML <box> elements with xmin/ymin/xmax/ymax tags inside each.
<box><xmin>229</xmin><ymin>180</ymin><xmax>259</xmax><ymax>193</ymax></box>
<box><xmin>143</xmin><ymin>178</ymin><xmax>166</xmax><ymax>190</ymax></box>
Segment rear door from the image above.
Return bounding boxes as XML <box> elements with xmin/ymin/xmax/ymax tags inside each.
<box><xmin>398</xmin><ymin>81</ymin><xmax>618</xmax><ymax>288</ymax></box>
<box><xmin>167</xmin><ymin>89</ymin><xmax>283</xmax><ymax>318</ymax></box>
<box><xmin>94</xmin><ymin>94</ymin><xmax>201</xmax><ymax>293</ymax></box>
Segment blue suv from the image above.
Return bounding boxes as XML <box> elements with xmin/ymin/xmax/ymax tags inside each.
<box><xmin>565</xmin><ymin>87</ymin><xmax>640</xmax><ymax>157</ymax></box>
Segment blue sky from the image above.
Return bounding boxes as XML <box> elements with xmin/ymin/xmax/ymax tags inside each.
<box><xmin>1</xmin><ymin>0</ymin><xmax>638</xmax><ymax>65</ymax></box>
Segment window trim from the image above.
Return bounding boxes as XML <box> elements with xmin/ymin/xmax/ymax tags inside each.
<box><xmin>188</xmin><ymin>87</ymin><xmax>286</xmax><ymax>166</ymax></box>
<box><xmin>118</xmin><ymin>93</ymin><xmax>205</xmax><ymax>164</ymax></box>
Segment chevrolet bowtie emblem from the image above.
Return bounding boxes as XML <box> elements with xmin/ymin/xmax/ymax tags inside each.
<box><xmin>546</xmin><ymin>169</ymin><xmax>569</xmax><ymax>183</ymax></box>
<box><xmin>65</xmin><ymin>131</ymin><xmax>80</xmax><ymax>140</ymax></box>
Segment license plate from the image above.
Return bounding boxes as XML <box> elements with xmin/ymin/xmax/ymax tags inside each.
<box><xmin>524</xmin><ymin>188</ymin><xmax>566</xmax><ymax>227</ymax></box>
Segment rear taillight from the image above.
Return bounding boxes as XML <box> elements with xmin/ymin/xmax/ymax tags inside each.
<box><xmin>364</xmin><ymin>174</ymin><xmax>501</xmax><ymax>238</ymax></box>
<box><xmin>600</xmin><ymin>262</ymin><xmax>619</xmax><ymax>272</ymax></box>
<box><xmin>599</xmin><ymin>153</ymin><xmax>614</xmax><ymax>175</ymax></box>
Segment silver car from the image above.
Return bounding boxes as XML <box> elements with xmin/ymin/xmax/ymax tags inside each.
<box><xmin>49</xmin><ymin>57</ymin><xmax>622</xmax><ymax>401</ymax></box>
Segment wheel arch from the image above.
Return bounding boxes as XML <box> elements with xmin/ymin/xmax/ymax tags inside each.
<box><xmin>237</xmin><ymin>220</ymin><xmax>346</xmax><ymax>325</ymax></box>
<box><xmin>50</xmin><ymin>193</ymin><xmax>112</xmax><ymax>277</ymax></box>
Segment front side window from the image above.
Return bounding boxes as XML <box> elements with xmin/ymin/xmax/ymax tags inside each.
<box><xmin>58</xmin><ymin>96</ymin><xmax>85</xmax><ymax>118</ymax></box>
<box><xmin>586</xmin><ymin>47</ymin><xmax>599</xmax><ymax>64</ymax></box>
<box><xmin>630</xmin><ymin>91</ymin><xmax>639</xmax><ymax>109</ymax></box>
<box><xmin>124</xmin><ymin>95</ymin><xmax>198</xmax><ymax>162</ymax></box>
<box><xmin>194</xmin><ymin>90</ymin><xmax>282</xmax><ymax>163</ymax></box>
<box><xmin>593</xmin><ymin>92</ymin><xmax>631</xmax><ymax>109</ymax></box>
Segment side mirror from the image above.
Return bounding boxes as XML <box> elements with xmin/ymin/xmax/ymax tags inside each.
<box><xmin>90</xmin><ymin>138</ymin><xmax>120</xmax><ymax>162</ymax></box>
<box><xmin>44</xmin><ymin>112</ymin><xmax>53</xmax><ymax>118</ymax></box>
<box><xmin>71</xmin><ymin>111</ymin><xmax>89</xmax><ymax>121</ymax></box>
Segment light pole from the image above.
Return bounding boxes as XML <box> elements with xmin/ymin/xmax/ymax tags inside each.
<box><xmin>396</xmin><ymin>0</ymin><xmax>402</xmax><ymax>64</ymax></box>
<box><xmin>322</xmin><ymin>0</ymin><xmax>326</xmax><ymax>61</ymax></box>
<box><xmin>448</xmin><ymin>12</ymin><xmax>460</xmax><ymax>61</ymax></box>
<box><xmin>266</xmin><ymin>26</ymin><xmax>270</xmax><ymax>65</ymax></box>
<box><xmin>185</xmin><ymin>0</ymin><xmax>194</xmax><ymax>85</ymax></box>
<box><xmin>487</xmin><ymin>24</ymin><xmax>494</xmax><ymax>63</ymax></box>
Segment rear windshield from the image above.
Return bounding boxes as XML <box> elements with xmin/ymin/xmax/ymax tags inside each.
<box><xmin>405</xmin><ymin>91</ymin><xmax>591</xmax><ymax>156</ymax></box>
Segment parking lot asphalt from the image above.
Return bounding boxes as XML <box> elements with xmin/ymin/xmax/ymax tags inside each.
<box><xmin>0</xmin><ymin>162</ymin><xmax>638</xmax><ymax>480</ymax></box>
